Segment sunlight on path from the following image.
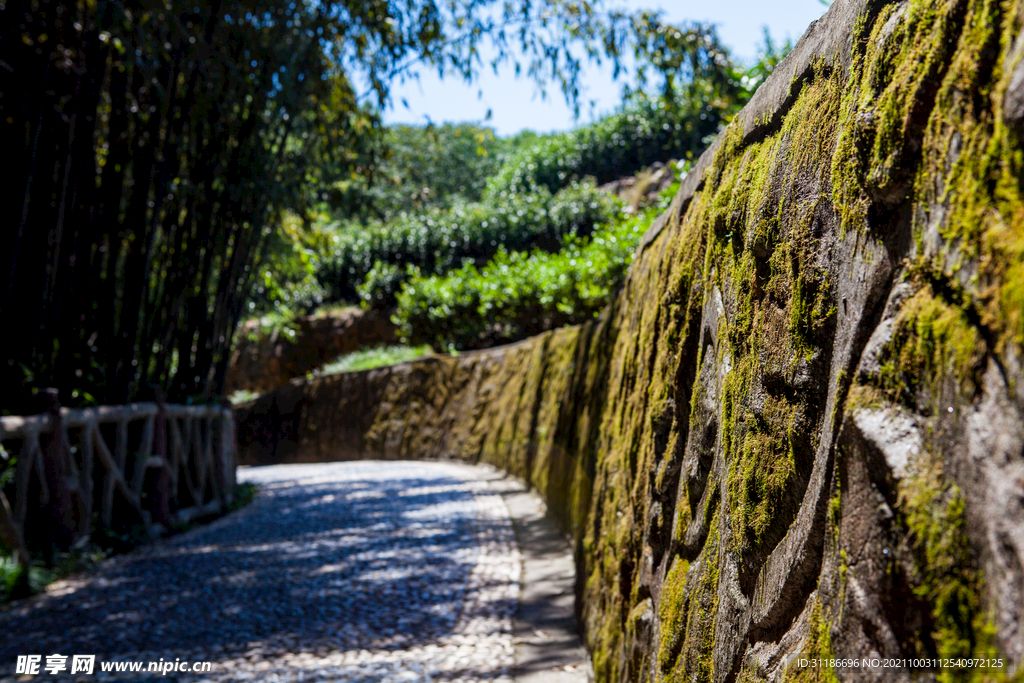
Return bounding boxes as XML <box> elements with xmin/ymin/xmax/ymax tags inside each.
<box><xmin>0</xmin><ymin>462</ymin><xmax>523</xmax><ymax>682</ymax></box>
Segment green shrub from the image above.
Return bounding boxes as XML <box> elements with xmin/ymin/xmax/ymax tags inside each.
<box><xmin>394</xmin><ymin>191</ymin><xmax>672</xmax><ymax>350</ymax></box>
<box><xmin>356</xmin><ymin>261</ymin><xmax>409</xmax><ymax>309</ymax></box>
<box><xmin>318</xmin><ymin>179</ymin><xmax>620</xmax><ymax>305</ymax></box>
<box><xmin>305</xmin><ymin>32</ymin><xmax>793</xmax><ymax>314</ymax></box>
<box><xmin>228</xmin><ymin>482</ymin><xmax>258</xmax><ymax>512</ymax></box>
<box><xmin>483</xmin><ymin>95</ymin><xmax>722</xmax><ymax>198</ymax></box>
<box><xmin>246</xmin><ymin>211</ymin><xmax>332</xmax><ymax>317</ymax></box>
<box><xmin>481</xmin><ymin>29</ymin><xmax>794</xmax><ymax>201</ymax></box>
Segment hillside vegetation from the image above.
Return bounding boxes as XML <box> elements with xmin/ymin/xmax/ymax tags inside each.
<box><xmin>246</xmin><ymin>31</ymin><xmax>791</xmax><ymax>355</ymax></box>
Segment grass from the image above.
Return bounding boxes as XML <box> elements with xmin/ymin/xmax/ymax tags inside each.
<box><xmin>228</xmin><ymin>389</ymin><xmax>261</xmax><ymax>405</ymax></box>
<box><xmin>308</xmin><ymin>303</ymin><xmax>361</xmax><ymax>320</ymax></box>
<box><xmin>0</xmin><ymin>555</ymin><xmax>24</xmax><ymax>600</ymax></box>
<box><xmin>229</xmin><ymin>482</ymin><xmax>258</xmax><ymax>512</ymax></box>
<box><xmin>0</xmin><ymin>546</ymin><xmax>109</xmax><ymax>604</ymax></box>
<box><xmin>315</xmin><ymin>344</ymin><xmax>435</xmax><ymax>375</ymax></box>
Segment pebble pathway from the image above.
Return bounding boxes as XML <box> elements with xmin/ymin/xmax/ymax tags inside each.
<box><xmin>0</xmin><ymin>461</ymin><xmax>527</xmax><ymax>682</ymax></box>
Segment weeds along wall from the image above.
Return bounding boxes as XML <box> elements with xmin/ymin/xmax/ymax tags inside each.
<box><xmin>236</xmin><ymin>0</ymin><xmax>1024</xmax><ymax>679</ymax></box>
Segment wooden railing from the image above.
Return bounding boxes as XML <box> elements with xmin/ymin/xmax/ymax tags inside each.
<box><xmin>0</xmin><ymin>403</ymin><xmax>237</xmax><ymax>569</ymax></box>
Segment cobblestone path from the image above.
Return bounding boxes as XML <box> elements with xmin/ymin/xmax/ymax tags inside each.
<box><xmin>0</xmin><ymin>461</ymin><xmax>551</xmax><ymax>682</ymax></box>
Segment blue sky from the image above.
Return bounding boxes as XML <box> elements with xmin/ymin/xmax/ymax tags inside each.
<box><xmin>381</xmin><ymin>0</ymin><xmax>828</xmax><ymax>136</ymax></box>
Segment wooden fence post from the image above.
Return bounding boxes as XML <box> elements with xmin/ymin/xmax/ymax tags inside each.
<box><xmin>152</xmin><ymin>394</ymin><xmax>172</xmax><ymax>528</ymax></box>
<box><xmin>40</xmin><ymin>390</ymin><xmax>75</xmax><ymax>562</ymax></box>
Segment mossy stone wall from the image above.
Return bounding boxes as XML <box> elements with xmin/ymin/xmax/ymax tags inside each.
<box><xmin>236</xmin><ymin>0</ymin><xmax>1024</xmax><ymax>679</ymax></box>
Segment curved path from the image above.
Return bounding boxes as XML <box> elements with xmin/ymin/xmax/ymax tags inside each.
<box><xmin>0</xmin><ymin>461</ymin><xmax>589</xmax><ymax>682</ymax></box>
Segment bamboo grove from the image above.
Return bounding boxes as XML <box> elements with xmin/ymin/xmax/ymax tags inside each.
<box><xmin>1</xmin><ymin>0</ymin><xmax>395</xmax><ymax>409</ymax></box>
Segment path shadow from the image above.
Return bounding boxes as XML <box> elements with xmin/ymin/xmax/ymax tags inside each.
<box><xmin>0</xmin><ymin>462</ymin><xmax>513</xmax><ymax>666</ymax></box>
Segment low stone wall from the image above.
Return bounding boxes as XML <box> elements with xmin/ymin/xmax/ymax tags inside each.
<box><xmin>236</xmin><ymin>323</ymin><xmax>608</xmax><ymax>537</ymax></box>
<box><xmin>225</xmin><ymin>308</ymin><xmax>395</xmax><ymax>394</ymax></box>
<box><xmin>238</xmin><ymin>0</ymin><xmax>1024</xmax><ymax>679</ymax></box>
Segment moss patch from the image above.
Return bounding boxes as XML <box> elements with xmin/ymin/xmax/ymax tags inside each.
<box><xmin>695</xmin><ymin>60</ymin><xmax>842</xmax><ymax>557</ymax></box>
<box><xmin>877</xmin><ymin>282</ymin><xmax>986</xmax><ymax>407</ymax></box>
<box><xmin>657</xmin><ymin>557</ymin><xmax>691</xmax><ymax>673</ymax></box>
<box><xmin>783</xmin><ymin>598</ymin><xmax>840</xmax><ymax>683</ymax></box>
<box><xmin>914</xmin><ymin>0</ymin><xmax>1024</xmax><ymax>351</ymax></box>
<box><xmin>898</xmin><ymin>452</ymin><xmax>998</xmax><ymax>682</ymax></box>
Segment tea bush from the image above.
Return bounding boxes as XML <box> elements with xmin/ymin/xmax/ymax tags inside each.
<box><xmin>483</xmin><ymin>95</ymin><xmax>721</xmax><ymax>198</ymax></box>
<box><xmin>394</xmin><ymin>193</ymin><xmax>672</xmax><ymax>350</ymax></box>
<box><xmin>318</xmin><ymin>179</ymin><xmax>620</xmax><ymax>306</ymax></box>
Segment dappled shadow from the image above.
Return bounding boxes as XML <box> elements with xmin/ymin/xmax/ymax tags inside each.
<box><xmin>0</xmin><ymin>461</ymin><xmax>516</xmax><ymax>673</ymax></box>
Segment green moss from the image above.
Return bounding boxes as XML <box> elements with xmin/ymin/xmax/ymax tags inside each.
<box><xmin>913</xmin><ymin>0</ymin><xmax>1024</xmax><ymax>350</ymax></box>
<box><xmin>729</xmin><ymin>387</ymin><xmax>800</xmax><ymax>544</ymax></box>
<box><xmin>668</xmin><ymin>514</ymin><xmax>722</xmax><ymax>683</ymax></box>
<box><xmin>672</xmin><ymin>480</ymin><xmax>694</xmax><ymax>546</ymax></box>
<box><xmin>828</xmin><ymin>476</ymin><xmax>842</xmax><ymax>540</ymax></box>
<box><xmin>706</xmin><ymin>132</ymin><xmax>779</xmax><ymax>245</ymax></box>
<box><xmin>575</xmin><ymin>61</ymin><xmax>849</xmax><ymax>680</ymax></box>
<box><xmin>693</xmin><ymin>62</ymin><xmax>844</xmax><ymax>555</ymax></box>
<box><xmin>834</xmin><ymin>0</ymin><xmax>1024</xmax><ymax>355</ymax></box>
<box><xmin>783</xmin><ymin>598</ymin><xmax>840</xmax><ymax>683</ymax></box>
<box><xmin>897</xmin><ymin>452</ymin><xmax>999</xmax><ymax>682</ymax></box>
<box><xmin>876</xmin><ymin>283</ymin><xmax>985</xmax><ymax>407</ymax></box>
<box><xmin>869</xmin><ymin>0</ymin><xmax>962</xmax><ymax>189</ymax></box>
<box><xmin>832</xmin><ymin>0</ymin><xmax>965</xmax><ymax>228</ymax></box>
<box><xmin>657</xmin><ymin>557</ymin><xmax>691</xmax><ymax>672</ymax></box>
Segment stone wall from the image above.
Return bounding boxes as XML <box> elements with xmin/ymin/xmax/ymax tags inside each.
<box><xmin>237</xmin><ymin>0</ymin><xmax>1024</xmax><ymax>679</ymax></box>
<box><xmin>225</xmin><ymin>308</ymin><xmax>395</xmax><ymax>394</ymax></box>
